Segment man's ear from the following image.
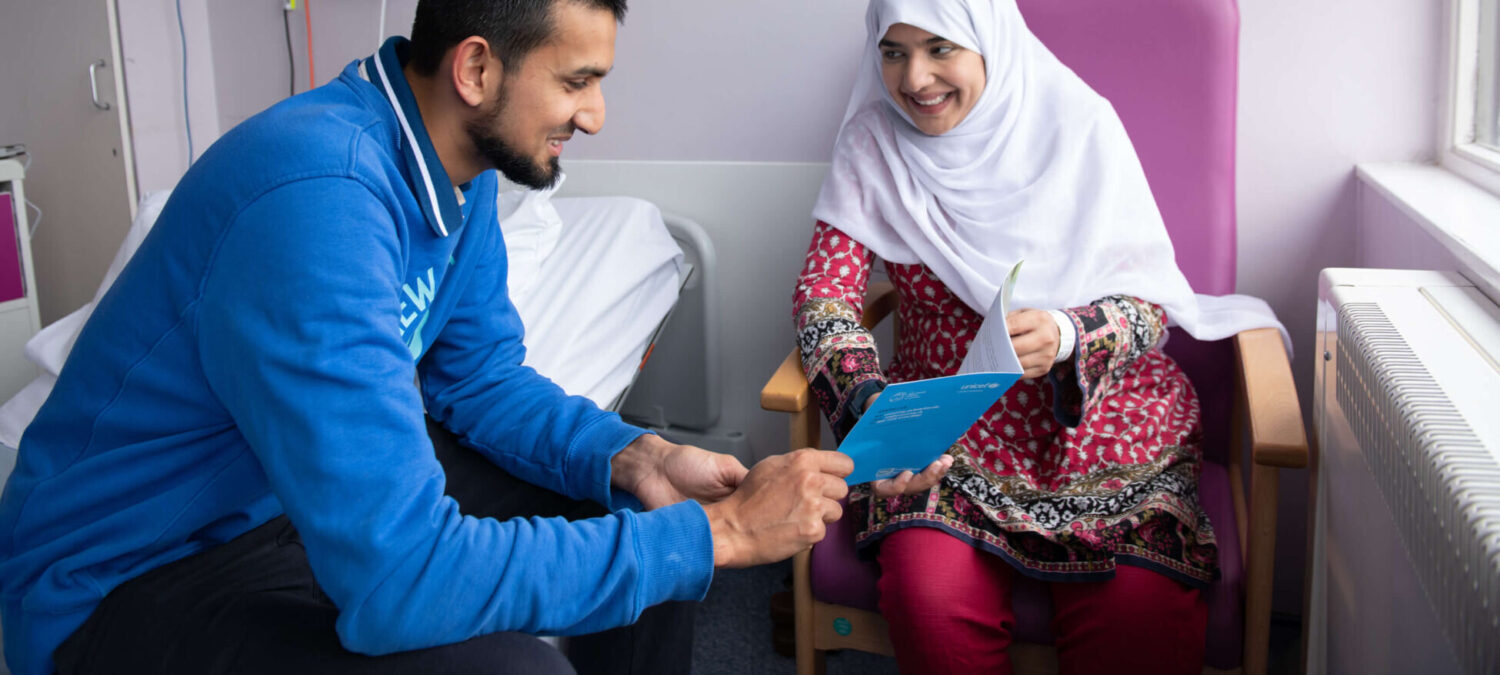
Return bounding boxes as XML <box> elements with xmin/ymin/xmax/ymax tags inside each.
<box><xmin>449</xmin><ymin>36</ymin><xmax>500</xmax><ymax>109</ymax></box>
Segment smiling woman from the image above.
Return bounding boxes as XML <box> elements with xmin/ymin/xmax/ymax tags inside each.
<box><xmin>878</xmin><ymin>23</ymin><xmax>986</xmax><ymax>136</ymax></box>
<box><xmin>791</xmin><ymin>0</ymin><xmax>1288</xmax><ymax>672</ymax></box>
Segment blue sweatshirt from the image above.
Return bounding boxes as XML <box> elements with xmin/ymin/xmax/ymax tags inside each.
<box><xmin>0</xmin><ymin>38</ymin><xmax>713</xmax><ymax>675</ymax></box>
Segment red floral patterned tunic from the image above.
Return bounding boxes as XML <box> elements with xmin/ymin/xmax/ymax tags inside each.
<box><xmin>795</xmin><ymin>221</ymin><xmax>1217</xmax><ymax>585</ymax></box>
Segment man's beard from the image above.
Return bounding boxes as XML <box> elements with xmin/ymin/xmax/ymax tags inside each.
<box><xmin>466</xmin><ymin>85</ymin><xmax>564</xmax><ymax>190</ymax></box>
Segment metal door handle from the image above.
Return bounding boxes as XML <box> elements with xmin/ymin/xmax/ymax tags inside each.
<box><xmin>89</xmin><ymin>59</ymin><xmax>112</xmax><ymax>110</ymax></box>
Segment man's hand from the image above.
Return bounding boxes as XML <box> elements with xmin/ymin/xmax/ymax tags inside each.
<box><xmin>702</xmin><ymin>449</ymin><xmax>853</xmax><ymax>568</ymax></box>
<box><xmin>1007</xmin><ymin>308</ymin><xmax>1061</xmax><ymax>379</ymax></box>
<box><xmin>611</xmin><ymin>434</ymin><xmax>748</xmax><ymax>510</ymax></box>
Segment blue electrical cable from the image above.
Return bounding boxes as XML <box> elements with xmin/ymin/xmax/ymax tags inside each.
<box><xmin>175</xmin><ymin>0</ymin><xmax>195</xmax><ymax>164</ymax></box>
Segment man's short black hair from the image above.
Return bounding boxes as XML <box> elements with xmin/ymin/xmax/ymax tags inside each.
<box><xmin>409</xmin><ymin>0</ymin><xmax>627</xmax><ymax>76</ymax></box>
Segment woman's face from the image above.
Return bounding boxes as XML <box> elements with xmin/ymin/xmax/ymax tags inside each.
<box><xmin>879</xmin><ymin>23</ymin><xmax>986</xmax><ymax>136</ymax></box>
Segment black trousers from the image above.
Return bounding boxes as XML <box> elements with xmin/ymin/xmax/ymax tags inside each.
<box><xmin>53</xmin><ymin>418</ymin><xmax>696</xmax><ymax>674</ymax></box>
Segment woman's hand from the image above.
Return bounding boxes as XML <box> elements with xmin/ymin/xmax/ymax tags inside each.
<box><xmin>871</xmin><ymin>455</ymin><xmax>953</xmax><ymax>499</ymax></box>
<box><xmin>1006</xmin><ymin>309</ymin><xmax>1060</xmax><ymax>379</ymax></box>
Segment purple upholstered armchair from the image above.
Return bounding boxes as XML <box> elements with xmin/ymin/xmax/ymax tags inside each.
<box><xmin>760</xmin><ymin>0</ymin><xmax>1309</xmax><ymax>673</ymax></box>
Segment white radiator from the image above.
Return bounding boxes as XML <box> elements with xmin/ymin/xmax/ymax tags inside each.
<box><xmin>1309</xmin><ymin>269</ymin><xmax>1500</xmax><ymax>675</ymax></box>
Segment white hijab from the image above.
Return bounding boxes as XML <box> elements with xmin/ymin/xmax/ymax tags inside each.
<box><xmin>812</xmin><ymin>0</ymin><xmax>1284</xmax><ymax>344</ymax></box>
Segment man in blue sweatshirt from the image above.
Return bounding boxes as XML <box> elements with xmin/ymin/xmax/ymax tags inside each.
<box><xmin>0</xmin><ymin>1</ymin><xmax>867</xmax><ymax>673</ymax></box>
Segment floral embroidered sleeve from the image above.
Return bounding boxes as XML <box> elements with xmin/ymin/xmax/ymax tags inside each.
<box><xmin>793</xmin><ymin>221</ymin><xmax>887</xmax><ymax>442</ymax></box>
<box><xmin>1047</xmin><ymin>295</ymin><xmax>1168</xmax><ymax>427</ymax></box>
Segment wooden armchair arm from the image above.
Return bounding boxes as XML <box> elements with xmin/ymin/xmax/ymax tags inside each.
<box><xmin>763</xmin><ymin>349</ymin><xmax>811</xmax><ymax>413</ymax></box>
<box><xmin>1234</xmin><ymin>325</ymin><xmax>1307</xmax><ymax>675</ymax></box>
<box><xmin>760</xmin><ymin>281</ymin><xmax>900</xmax><ymax>414</ymax></box>
<box><xmin>1233</xmin><ymin>327</ymin><xmax>1309</xmax><ymax>468</ymax></box>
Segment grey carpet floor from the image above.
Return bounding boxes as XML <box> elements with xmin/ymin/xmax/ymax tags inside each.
<box><xmin>690</xmin><ymin>560</ymin><xmax>895</xmax><ymax>675</ymax></box>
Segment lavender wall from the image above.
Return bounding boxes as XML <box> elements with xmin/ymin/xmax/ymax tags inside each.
<box><xmin>117</xmin><ymin>0</ymin><xmax>1446</xmax><ymax>617</ymax></box>
<box><xmin>1356</xmin><ymin>180</ymin><xmax>1469</xmax><ymax>272</ymax></box>
<box><xmin>1236</xmin><ymin>0</ymin><xmax>1441</xmax><ymax>614</ymax></box>
<box><xmin>196</xmin><ymin>0</ymin><xmax>864</xmax><ymax>161</ymax></box>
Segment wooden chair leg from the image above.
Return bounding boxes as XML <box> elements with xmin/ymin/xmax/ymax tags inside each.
<box><xmin>791</xmin><ymin>404</ymin><xmax>821</xmax><ymax>451</ymax></box>
<box><xmin>786</xmin><ymin>362</ymin><xmax>826</xmax><ymax>674</ymax></box>
<box><xmin>793</xmin><ymin>548</ymin><xmax>827</xmax><ymax>675</ymax></box>
<box><xmin>1243</xmin><ymin>464</ymin><xmax>1279</xmax><ymax>675</ymax></box>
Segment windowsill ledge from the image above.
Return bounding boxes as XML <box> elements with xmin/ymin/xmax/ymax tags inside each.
<box><xmin>1356</xmin><ymin>162</ymin><xmax>1500</xmax><ymax>301</ymax></box>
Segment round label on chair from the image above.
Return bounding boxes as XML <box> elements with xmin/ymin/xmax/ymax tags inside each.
<box><xmin>832</xmin><ymin>617</ymin><xmax>852</xmax><ymax>636</ymax></box>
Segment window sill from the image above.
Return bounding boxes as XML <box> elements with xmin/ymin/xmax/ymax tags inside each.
<box><xmin>1356</xmin><ymin>162</ymin><xmax>1500</xmax><ymax>301</ymax></box>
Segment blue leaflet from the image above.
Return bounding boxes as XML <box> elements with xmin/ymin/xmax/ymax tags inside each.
<box><xmin>840</xmin><ymin>261</ymin><xmax>1026</xmax><ymax>485</ymax></box>
<box><xmin>838</xmin><ymin>371</ymin><xmax>1019</xmax><ymax>484</ymax></box>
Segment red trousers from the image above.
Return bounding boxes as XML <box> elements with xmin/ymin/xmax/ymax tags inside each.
<box><xmin>876</xmin><ymin>527</ymin><xmax>1208</xmax><ymax>675</ymax></box>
